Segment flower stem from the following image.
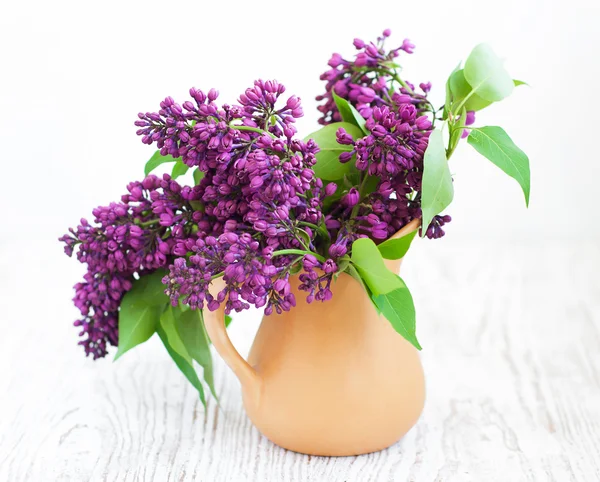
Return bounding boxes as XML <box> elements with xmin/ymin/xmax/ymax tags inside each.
<box><xmin>135</xmin><ymin>218</ymin><xmax>160</xmax><ymax>227</ymax></box>
<box><xmin>350</xmin><ymin>173</ymin><xmax>370</xmax><ymax>219</ymax></box>
<box><xmin>229</xmin><ymin>123</ymin><xmax>277</xmax><ymax>139</ymax></box>
<box><xmin>272</xmin><ymin>249</ymin><xmax>326</xmax><ymax>263</ymax></box>
<box><xmin>299</xmin><ymin>221</ymin><xmax>331</xmax><ymax>241</ymax></box>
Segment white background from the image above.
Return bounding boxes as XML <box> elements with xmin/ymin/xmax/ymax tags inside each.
<box><xmin>1</xmin><ymin>0</ymin><xmax>599</xmax><ymax>243</ymax></box>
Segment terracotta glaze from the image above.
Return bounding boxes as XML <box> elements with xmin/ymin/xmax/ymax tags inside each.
<box><xmin>203</xmin><ymin>220</ymin><xmax>425</xmax><ymax>456</ymax></box>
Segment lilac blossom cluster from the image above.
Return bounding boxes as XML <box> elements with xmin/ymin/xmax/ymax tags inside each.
<box><xmin>136</xmin><ymin>80</ymin><xmax>341</xmax><ymax>316</ymax></box>
<box><xmin>59</xmin><ymin>175</ymin><xmax>201</xmax><ymax>358</ymax></box>
<box><xmin>316</xmin><ymin>29</ymin><xmax>431</xmax><ymax>125</ymax></box>
<box><xmin>60</xmin><ymin>32</ymin><xmax>461</xmax><ymax>359</ymax></box>
<box><xmin>316</xmin><ymin>30</ymin><xmax>452</xmax><ymax>242</ymax></box>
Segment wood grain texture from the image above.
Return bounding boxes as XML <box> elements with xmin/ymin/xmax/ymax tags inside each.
<box><xmin>1</xmin><ymin>239</ymin><xmax>599</xmax><ymax>481</ymax></box>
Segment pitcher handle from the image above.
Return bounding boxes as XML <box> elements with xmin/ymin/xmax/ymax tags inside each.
<box><xmin>203</xmin><ymin>277</ymin><xmax>262</xmax><ymax>404</ymax></box>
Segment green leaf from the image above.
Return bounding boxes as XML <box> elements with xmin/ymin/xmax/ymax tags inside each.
<box><xmin>377</xmin><ymin>230</ymin><xmax>417</xmax><ymax>260</ymax></box>
<box><xmin>421</xmin><ymin>130</ymin><xmax>454</xmax><ymax>236</ymax></box>
<box><xmin>225</xmin><ymin>314</ymin><xmax>233</xmax><ymax>328</ymax></box>
<box><xmin>513</xmin><ymin>79</ymin><xmax>528</xmax><ymax>87</ymax></box>
<box><xmin>362</xmin><ymin>174</ymin><xmax>380</xmax><ymax>194</ymax></box>
<box><xmin>373</xmin><ymin>277</ymin><xmax>421</xmax><ymax>350</ymax></box>
<box><xmin>157</xmin><ymin>306</ymin><xmax>207</xmax><ymax>405</ymax></box>
<box><xmin>189</xmin><ymin>200</ymin><xmax>203</xmax><ymax>212</ymax></box>
<box><xmin>114</xmin><ymin>270</ymin><xmax>169</xmax><ymax>360</ymax></box>
<box><xmin>332</xmin><ymin>92</ymin><xmax>368</xmax><ymax>134</ymax></box>
<box><xmin>467</xmin><ymin>126</ymin><xmax>530</xmax><ymax>206</ymax></box>
<box><xmin>305</xmin><ymin>122</ymin><xmax>364</xmax><ymax>180</ymax></box>
<box><xmin>193</xmin><ymin>168</ymin><xmax>204</xmax><ymax>185</ymax></box>
<box><xmin>171</xmin><ymin>160</ymin><xmax>189</xmax><ymax>179</ymax></box>
<box><xmin>345</xmin><ymin>264</ymin><xmax>381</xmax><ymax>314</ymax></box>
<box><xmin>449</xmin><ymin>69</ymin><xmax>493</xmax><ymax>112</ymax></box>
<box><xmin>336</xmin><ymin>256</ymin><xmax>351</xmax><ymax>274</ymax></box>
<box><xmin>138</xmin><ymin>269</ymin><xmax>169</xmax><ymax>306</ymax></box>
<box><xmin>173</xmin><ymin>307</ymin><xmax>217</xmax><ymax>399</ymax></box>
<box><xmin>350</xmin><ymin>238</ymin><xmax>403</xmax><ymax>296</ymax></box>
<box><xmin>144</xmin><ymin>151</ymin><xmax>178</xmax><ymax>176</ymax></box>
<box><xmin>464</xmin><ymin>43</ymin><xmax>514</xmax><ymax>102</ymax></box>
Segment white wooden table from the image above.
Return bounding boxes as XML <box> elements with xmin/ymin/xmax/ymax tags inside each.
<box><xmin>1</xmin><ymin>238</ymin><xmax>599</xmax><ymax>481</ymax></box>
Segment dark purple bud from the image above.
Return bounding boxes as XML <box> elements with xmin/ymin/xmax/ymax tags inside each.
<box><xmin>286</xmin><ymin>95</ymin><xmax>301</xmax><ymax>110</ymax></box>
<box><xmin>339</xmin><ymin>151</ymin><xmax>354</xmax><ymax>163</ymax></box>
<box><xmin>254</xmin><ymin>220</ymin><xmax>268</xmax><ymax>232</ymax></box>
<box><xmin>322</xmin><ymin>259</ymin><xmax>338</xmax><ymax>274</ymax></box>
<box><xmin>342</xmin><ymin>188</ymin><xmax>359</xmax><ymax>207</ymax></box>
<box><xmin>275</xmin><ymin>206</ymin><xmax>289</xmax><ymax>221</ymax></box>
<box><xmin>366</xmin><ymin>44</ymin><xmax>379</xmax><ymax>58</ymax></box>
<box><xmin>222</xmin><ymin>232</ymin><xmax>238</xmax><ymax>244</ymax></box>
<box><xmin>325</xmin><ymin>218</ymin><xmax>341</xmax><ymax>229</ymax></box>
<box><xmin>400</xmin><ymin>39</ymin><xmax>415</xmax><ymax>54</ymax></box>
<box><xmin>325</xmin><ymin>182</ymin><xmax>337</xmax><ymax>196</ymax></box>
<box><xmin>465</xmin><ymin>111</ymin><xmax>476</xmax><ymax>126</ymax></box>
<box><xmin>419</xmin><ymin>82</ymin><xmax>432</xmax><ymax>93</ymax></box>
<box><xmin>371</xmin><ymin>125</ymin><xmax>387</xmax><ymax>137</ymax></box>
<box><xmin>328</xmin><ymin>243</ymin><xmax>347</xmax><ymax>258</ymax></box>
<box><xmin>353</xmin><ymin>38</ymin><xmax>365</xmax><ymax>49</ymax></box>
<box><xmin>355</xmin><ymin>52</ymin><xmax>368</xmax><ymax>67</ymax></box>
<box><xmin>367</xmin><ymin>214</ymin><xmax>380</xmax><ymax>225</ymax></box>
<box><xmin>328</xmin><ymin>53</ymin><xmax>344</xmax><ymax>68</ymax></box>
<box><xmin>250</xmin><ymin>176</ymin><xmax>264</xmax><ymax>188</ymax></box>
<box><xmin>303</xmin><ymin>254</ymin><xmax>319</xmax><ymax>269</ymax></box>
<box><xmin>415</xmin><ymin>116</ymin><xmax>432</xmax><ymax>130</ymax></box>
<box><xmin>301</xmin><ymin>168</ymin><xmax>313</xmax><ymax>181</ymax></box>
<box><xmin>336</xmin><ymin>128</ymin><xmax>354</xmax><ymax>145</ymax></box>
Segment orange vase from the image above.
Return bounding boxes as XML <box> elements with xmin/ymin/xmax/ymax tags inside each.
<box><xmin>203</xmin><ymin>220</ymin><xmax>425</xmax><ymax>456</ymax></box>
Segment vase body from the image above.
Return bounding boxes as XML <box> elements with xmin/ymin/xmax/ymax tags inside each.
<box><xmin>204</xmin><ymin>221</ymin><xmax>426</xmax><ymax>457</ymax></box>
<box><xmin>241</xmin><ymin>259</ymin><xmax>424</xmax><ymax>456</ymax></box>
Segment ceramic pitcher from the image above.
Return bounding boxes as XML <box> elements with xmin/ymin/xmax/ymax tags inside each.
<box><xmin>203</xmin><ymin>220</ymin><xmax>425</xmax><ymax>456</ymax></box>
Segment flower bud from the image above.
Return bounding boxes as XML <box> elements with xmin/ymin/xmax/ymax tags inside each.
<box><xmin>353</xmin><ymin>38</ymin><xmax>365</xmax><ymax>49</ymax></box>
<box><xmin>325</xmin><ymin>182</ymin><xmax>337</xmax><ymax>197</ymax></box>
<box><xmin>342</xmin><ymin>188</ymin><xmax>359</xmax><ymax>207</ymax></box>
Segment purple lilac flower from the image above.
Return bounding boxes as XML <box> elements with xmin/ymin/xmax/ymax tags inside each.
<box><xmin>337</xmin><ymin>103</ymin><xmax>432</xmax><ymax>177</ymax></box>
<box><xmin>298</xmin><ymin>255</ymin><xmax>338</xmax><ymax>303</ymax></box>
<box><xmin>423</xmin><ymin>214</ymin><xmax>452</xmax><ymax>239</ymax></box>
<box><xmin>139</xmin><ymin>80</ymin><xmax>334</xmax><ymax>315</ymax></box>
<box><xmin>315</xmin><ymin>30</ymin><xmax>451</xmax><ymax>241</ymax></box>
<box><xmin>316</xmin><ymin>29</ymin><xmax>431</xmax><ymax>125</ymax></box>
<box><xmin>59</xmin><ymin>174</ymin><xmax>202</xmax><ymax>358</ymax></box>
<box><xmin>61</xmin><ymin>33</ymin><xmax>460</xmax><ymax>361</ymax></box>
<box><xmin>164</xmin><ymin>232</ymin><xmax>299</xmax><ymax>315</ymax></box>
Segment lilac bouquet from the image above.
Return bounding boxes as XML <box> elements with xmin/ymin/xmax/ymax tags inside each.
<box><xmin>60</xmin><ymin>30</ymin><xmax>529</xmax><ymax>403</ymax></box>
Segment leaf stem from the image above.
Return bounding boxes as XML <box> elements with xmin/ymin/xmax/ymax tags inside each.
<box><xmin>351</xmin><ymin>172</ymin><xmax>370</xmax><ymax>218</ymax></box>
<box><xmin>451</xmin><ymin>90</ymin><xmax>475</xmax><ymax>117</ymax></box>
